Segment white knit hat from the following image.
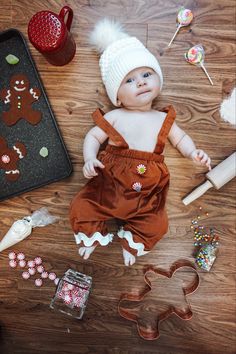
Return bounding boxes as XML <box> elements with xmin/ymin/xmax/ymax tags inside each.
<box><xmin>90</xmin><ymin>19</ymin><xmax>163</xmax><ymax>106</ymax></box>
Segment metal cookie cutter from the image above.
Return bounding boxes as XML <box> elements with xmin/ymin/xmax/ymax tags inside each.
<box><xmin>118</xmin><ymin>259</ymin><xmax>200</xmax><ymax>340</ymax></box>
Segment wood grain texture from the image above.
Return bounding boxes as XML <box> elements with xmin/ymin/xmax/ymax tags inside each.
<box><xmin>0</xmin><ymin>0</ymin><xmax>236</xmax><ymax>353</ymax></box>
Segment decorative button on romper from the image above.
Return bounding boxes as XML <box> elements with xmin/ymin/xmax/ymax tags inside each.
<box><xmin>70</xmin><ymin>105</ymin><xmax>176</xmax><ymax>256</ymax></box>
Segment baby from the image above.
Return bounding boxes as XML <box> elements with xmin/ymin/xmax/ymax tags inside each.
<box><xmin>70</xmin><ymin>19</ymin><xmax>211</xmax><ymax>266</ymax></box>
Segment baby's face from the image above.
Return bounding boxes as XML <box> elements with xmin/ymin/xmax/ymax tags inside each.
<box><xmin>117</xmin><ymin>67</ymin><xmax>161</xmax><ymax>110</ymax></box>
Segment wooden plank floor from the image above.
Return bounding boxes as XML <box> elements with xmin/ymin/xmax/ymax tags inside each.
<box><xmin>0</xmin><ymin>0</ymin><xmax>235</xmax><ymax>353</ymax></box>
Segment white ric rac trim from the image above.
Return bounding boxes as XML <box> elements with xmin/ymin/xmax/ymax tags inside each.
<box><xmin>117</xmin><ymin>228</ymin><xmax>149</xmax><ymax>256</ymax></box>
<box><xmin>74</xmin><ymin>231</ymin><xmax>113</xmax><ymax>247</ymax></box>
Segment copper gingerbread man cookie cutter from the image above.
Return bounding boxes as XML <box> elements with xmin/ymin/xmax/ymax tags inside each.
<box><xmin>118</xmin><ymin>259</ymin><xmax>200</xmax><ymax>340</ymax></box>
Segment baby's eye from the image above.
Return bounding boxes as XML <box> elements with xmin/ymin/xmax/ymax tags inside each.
<box><xmin>126</xmin><ymin>78</ymin><xmax>134</xmax><ymax>83</ymax></box>
<box><xmin>143</xmin><ymin>72</ymin><xmax>152</xmax><ymax>78</ymax></box>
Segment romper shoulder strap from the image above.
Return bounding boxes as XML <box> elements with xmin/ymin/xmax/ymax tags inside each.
<box><xmin>155</xmin><ymin>105</ymin><xmax>176</xmax><ymax>154</ymax></box>
<box><xmin>92</xmin><ymin>108</ymin><xmax>129</xmax><ymax>148</ymax></box>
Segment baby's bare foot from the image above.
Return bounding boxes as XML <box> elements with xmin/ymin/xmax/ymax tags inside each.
<box><xmin>122</xmin><ymin>248</ymin><xmax>136</xmax><ymax>266</ymax></box>
<box><xmin>78</xmin><ymin>245</ymin><xmax>97</xmax><ymax>260</ymax></box>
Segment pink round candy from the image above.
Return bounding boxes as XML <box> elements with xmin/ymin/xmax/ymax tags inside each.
<box><xmin>19</xmin><ymin>260</ymin><xmax>26</xmax><ymax>268</ymax></box>
<box><xmin>34</xmin><ymin>257</ymin><xmax>42</xmax><ymax>265</ymax></box>
<box><xmin>27</xmin><ymin>260</ymin><xmax>35</xmax><ymax>268</ymax></box>
<box><xmin>67</xmin><ymin>284</ymin><xmax>75</xmax><ymax>291</ymax></box>
<box><xmin>35</xmin><ymin>278</ymin><xmax>43</xmax><ymax>287</ymax></box>
<box><xmin>8</xmin><ymin>252</ymin><xmax>17</xmax><ymax>260</ymax></box>
<box><xmin>71</xmin><ymin>288</ymin><xmax>80</xmax><ymax>297</ymax></box>
<box><xmin>58</xmin><ymin>291</ymin><xmax>64</xmax><ymax>299</ymax></box>
<box><xmin>36</xmin><ymin>265</ymin><xmax>44</xmax><ymax>273</ymax></box>
<box><xmin>64</xmin><ymin>293</ymin><xmax>73</xmax><ymax>305</ymax></box>
<box><xmin>62</xmin><ymin>282</ymin><xmax>70</xmax><ymax>292</ymax></box>
<box><xmin>54</xmin><ymin>278</ymin><xmax>60</xmax><ymax>286</ymax></box>
<box><xmin>48</xmin><ymin>272</ymin><xmax>56</xmax><ymax>281</ymax></box>
<box><xmin>22</xmin><ymin>271</ymin><xmax>30</xmax><ymax>280</ymax></box>
<box><xmin>28</xmin><ymin>267</ymin><xmax>36</xmax><ymax>276</ymax></box>
<box><xmin>41</xmin><ymin>271</ymin><xmax>48</xmax><ymax>279</ymax></box>
<box><xmin>9</xmin><ymin>259</ymin><xmax>17</xmax><ymax>268</ymax></box>
<box><xmin>17</xmin><ymin>252</ymin><xmax>25</xmax><ymax>260</ymax></box>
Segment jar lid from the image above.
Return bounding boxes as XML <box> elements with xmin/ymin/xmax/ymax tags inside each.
<box><xmin>28</xmin><ymin>11</ymin><xmax>66</xmax><ymax>52</ymax></box>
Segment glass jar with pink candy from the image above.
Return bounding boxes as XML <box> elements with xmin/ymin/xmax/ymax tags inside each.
<box><xmin>50</xmin><ymin>269</ymin><xmax>92</xmax><ymax>319</ymax></box>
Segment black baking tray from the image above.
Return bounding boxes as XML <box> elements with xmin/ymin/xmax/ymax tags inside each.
<box><xmin>0</xmin><ymin>29</ymin><xmax>72</xmax><ymax>201</ymax></box>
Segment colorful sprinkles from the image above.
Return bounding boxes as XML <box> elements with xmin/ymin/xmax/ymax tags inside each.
<box><xmin>190</xmin><ymin>207</ymin><xmax>219</xmax><ymax>271</ymax></box>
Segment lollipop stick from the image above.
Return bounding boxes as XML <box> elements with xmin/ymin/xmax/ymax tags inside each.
<box><xmin>200</xmin><ymin>63</ymin><xmax>213</xmax><ymax>85</ymax></box>
<box><xmin>168</xmin><ymin>24</ymin><xmax>181</xmax><ymax>47</ymax></box>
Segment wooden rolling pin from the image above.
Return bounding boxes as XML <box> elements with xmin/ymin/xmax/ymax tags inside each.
<box><xmin>182</xmin><ymin>152</ymin><xmax>236</xmax><ymax>205</ymax></box>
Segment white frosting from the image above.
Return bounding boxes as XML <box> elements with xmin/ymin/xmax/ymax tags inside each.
<box><xmin>12</xmin><ymin>220</ymin><xmax>32</xmax><ymax>240</ymax></box>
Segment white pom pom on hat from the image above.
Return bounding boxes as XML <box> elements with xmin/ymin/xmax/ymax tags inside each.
<box><xmin>90</xmin><ymin>18</ymin><xmax>163</xmax><ymax>106</ymax></box>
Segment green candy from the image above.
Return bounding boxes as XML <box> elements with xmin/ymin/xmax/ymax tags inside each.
<box><xmin>39</xmin><ymin>147</ymin><xmax>49</xmax><ymax>158</ymax></box>
<box><xmin>5</xmin><ymin>54</ymin><xmax>20</xmax><ymax>65</ymax></box>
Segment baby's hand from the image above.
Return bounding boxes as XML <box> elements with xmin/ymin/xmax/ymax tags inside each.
<box><xmin>83</xmin><ymin>158</ymin><xmax>105</xmax><ymax>179</ymax></box>
<box><xmin>190</xmin><ymin>149</ymin><xmax>211</xmax><ymax>171</ymax></box>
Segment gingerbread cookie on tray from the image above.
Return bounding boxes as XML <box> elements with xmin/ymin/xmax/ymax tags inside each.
<box><xmin>0</xmin><ymin>73</ymin><xmax>42</xmax><ymax>126</ymax></box>
<box><xmin>0</xmin><ymin>136</ymin><xmax>27</xmax><ymax>181</ymax></box>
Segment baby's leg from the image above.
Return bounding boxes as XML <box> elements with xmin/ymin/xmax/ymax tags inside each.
<box><xmin>79</xmin><ymin>245</ymin><xmax>97</xmax><ymax>260</ymax></box>
<box><xmin>122</xmin><ymin>248</ymin><xmax>136</xmax><ymax>266</ymax></box>
<box><xmin>118</xmin><ymin>228</ymin><xmax>149</xmax><ymax>266</ymax></box>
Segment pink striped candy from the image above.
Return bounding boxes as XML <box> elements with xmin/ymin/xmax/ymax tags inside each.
<box><xmin>35</xmin><ymin>278</ymin><xmax>43</xmax><ymax>287</ymax></box>
<box><xmin>22</xmin><ymin>271</ymin><xmax>30</xmax><ymax>280</ymax></box>
<box><xmin>54</xmin><ymin>278</ymin><xmax>60</xmax><ymax>286</ymax></box>
<box><xmin>28</xmin><ymin>267</ymin><xmax>36</xmax><ymax>276</ymax></box>
<box><xmin>27</xmin><ymin>260</ymin><xmax>36</xmax><ymax>268</ymax></box>
<box><xmin>17</xmin><ymin>252</ymin><xmax>25</xmax><ymax>260</ymax></box>
<box><xmin>9</xmin><ymin>259</ymin><xmax>17</xmax><ymax>268</ymax></box>
<box><xmin>19</xmin><ymin>260</ymin><xmax>26</xmax><ymax>268</ymax></box>
<box><xmin>34</xmin><ymin>257</ymin><xmax>42</xmax><ymax>265</ymax></box>
<box><xmin>36</xmin><ymin>265</ymin><xmax>44</xmax><ymax>273</ymax></box>
<box><xmin>48</xmin><ymin>272</ymin><xmax>56</xmax><ymax>281</ymax></box>
<box><xmin>41</xmin><ymin>271</ymin><xmax>48</xmax><ymax>279</ymax></box>
<box><xmin>8</xmin><ymin>252</ymin><xmax>17</xmax><ymax>260</ymax></box>
<box><xmin>64</xmin><ymin>293</ymin><xmax>73</xmax><ymax>305</ymax></box>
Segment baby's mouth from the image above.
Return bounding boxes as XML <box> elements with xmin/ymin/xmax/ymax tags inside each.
<box><xmin>137</xmin><ymin>90</ymin><xmax>151</xmax><ymax>96</ymax></box>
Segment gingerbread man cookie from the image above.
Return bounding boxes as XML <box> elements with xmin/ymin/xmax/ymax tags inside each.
<box><xmin>0</xmin><ymin>74</ymin><xmax>42</xmax><ymax>126</ymax></box>
<box><xmin>0</xmin><ymin>136</ymin><xmax>27</xmax><ymax>181</ymax></box>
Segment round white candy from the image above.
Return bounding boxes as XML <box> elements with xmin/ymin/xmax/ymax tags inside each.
<box><xmin>28</xmin><ymin>267</ymin><xmax>36</xmax><ymax>276</ymax></box>
<box><xmin>22</xmin><ymin>271</ymin><xmax>30</xmax><ymax>279</ymax></box>
<box><xmin>9</xmin><ymin>259</ymin><xmax>17</xmax><ymax>268</ymax></box>
<box><xmin>19</xmin><ymin>260</ymin><xmax>26</xmax><ymax>268</ymax></box>
<box><xmin>8</xmin><ymin>252</ymin><xmax>16</xmax><ymax>260</ymax></box>
<box><xmin>35</xmin><ymin>278</ymin><xmax>43</xmax><ymax>287</ymax></box>
<box><xmin>54</xmin><ymin>278</ymin><xmax>60</xmax><ymax>286</ymax></box>
<box><xmin>27</xmin><ymin>260</ymin><xmax>35</xmax><ymax>268</ymax></box>
<box><xmin>48</xmin><ymin>272</ymin><xmax>57</xmax><ymax>281</ymax></box>
<box><xmin>41</xmin><ymin>271</ymin><xmax>48</xmax><ymax>279</ymax></box>
<box><xmin>36</xmin><ymin>265</ymin><xmax>44</xmax><ymax>273</ymax></box>
<box><xmin>17</xmin><ymin>252</ymin><xmax>25</xmax><ymax>260</ymax></box>
<box><xmin>34</xmin><ymin>257</ymin><xmax>42</xmax><ymax>265</ymax></box>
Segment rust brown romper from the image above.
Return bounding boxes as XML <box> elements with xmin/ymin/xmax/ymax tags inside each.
<box><xmin>70</xmin><ymin>105</ymin><xmax>176</xmax><ymax>256</ymax></box>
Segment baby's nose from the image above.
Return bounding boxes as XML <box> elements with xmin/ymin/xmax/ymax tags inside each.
<box><xmin>137</xmin><ymin>79</ymin><xmax>146</xmax><ymax>87</ymax></box>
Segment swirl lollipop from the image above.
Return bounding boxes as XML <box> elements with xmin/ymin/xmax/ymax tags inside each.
<box><xmin>168</xmin><ymin>7</ymin><xmax>193</xmax><ymax>47</ymax></box>
<box><xmin>185</xmin><ymin>45</ymin><xmax>213</xmax><ymax>85</ymax></box>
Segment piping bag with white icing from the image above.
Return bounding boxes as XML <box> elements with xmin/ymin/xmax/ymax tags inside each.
<box><xmin>0</xmin><ymin>207</ymin><xmax>59</xmax><ymax>252</ymax></box>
